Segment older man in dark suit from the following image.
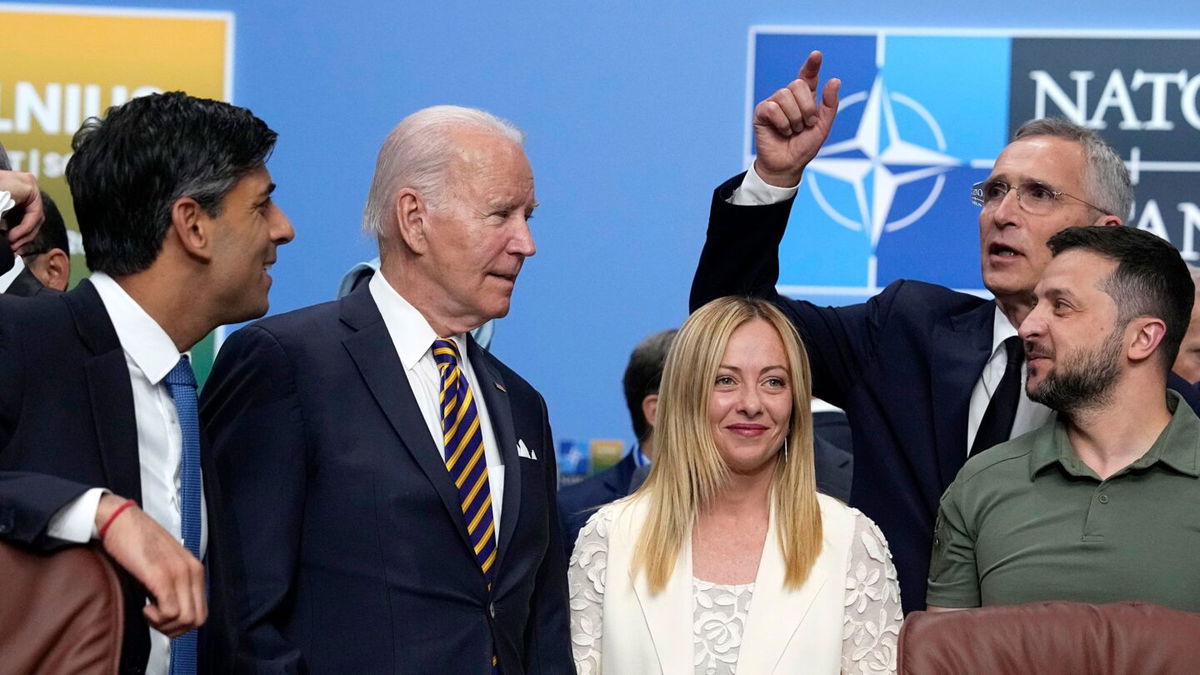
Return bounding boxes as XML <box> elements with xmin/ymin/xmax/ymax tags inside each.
<box><xmin>202</xmin><ymin>106</ymin><xmax>572</xmax><ymax>674</ymax></box>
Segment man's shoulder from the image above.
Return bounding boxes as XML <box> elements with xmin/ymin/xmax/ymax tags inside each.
<box><xmin>953</xmin><ymin>426</ymin><xmax>1050</xmax><ymax>488</ymax></box>
<box><xmin>879</xmin><ymin>279</ymin><xmax>991</xmax><ymax>316</ymax></box>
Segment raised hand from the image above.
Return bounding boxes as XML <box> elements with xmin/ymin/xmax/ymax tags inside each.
<box><xmin>752</xmin><ymin>50</ymin><xmax>840</xmax><ymax>188</ymax></box>
<box><xmin>96</xmin><ymin>493</ymin><xmax>207</xmax><ymax>638</ymax></box>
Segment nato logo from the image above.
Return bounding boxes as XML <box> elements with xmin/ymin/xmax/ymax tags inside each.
<box><xmin>749</xmin><ymin>29</ymin><xmax>1010</xmax><ymax>299</ymax></box>
<box><xmin>749</xmin><ymin>28</ymin><xmax>1200</xmax><ymax>301</ymax></box>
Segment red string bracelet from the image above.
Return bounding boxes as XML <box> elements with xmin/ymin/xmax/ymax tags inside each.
<box><xmin>98</xmin><ymin>498</ymin><xmax>137</xmax><ymax>540</ymax></box>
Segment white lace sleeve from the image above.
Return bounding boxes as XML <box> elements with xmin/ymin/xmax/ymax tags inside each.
<box><xmin>568</xmin><ymin>506</ymin><xmax>613</xmax><ymax>675</ymax></box>
<box><xmin>841</xmin><ymin>512</ymin><xmax>903</xmax><ymax>675</ymax></box>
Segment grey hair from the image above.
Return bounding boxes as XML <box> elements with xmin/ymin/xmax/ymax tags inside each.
<box><xmin>362</xmin><ymin>105</ymin><xmax>524</xmax><ymax>240</ymax></box>
<box><xmin>1013</xmin><ymin>118</ymin><xmax>1132</xmax><ymax>221</ymax></box>
<box><xmin>1189</xmin><ymin>264</ymin><xmax>1200</xmax><ymax>297</ymax></box>
<box><xmin>0</xmin><ymin>139</ymin><xmax>10</xmax><ymax>170</ymax></box>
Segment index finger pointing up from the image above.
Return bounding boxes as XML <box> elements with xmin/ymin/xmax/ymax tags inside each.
<box><xmin>797</xmin><ymin>50</ymin><xmax>823</xmax><ymax>91</ymax></box>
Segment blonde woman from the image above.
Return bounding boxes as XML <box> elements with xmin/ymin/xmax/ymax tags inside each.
<box><xmin>568</xmin><ymin>297</ymin><xmax>902</xmax><ymax>674</ymax></box>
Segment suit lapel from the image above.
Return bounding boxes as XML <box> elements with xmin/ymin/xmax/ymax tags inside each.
<box><xmin>631</xmin><ymin>513</ymin><xmax>693</xmax><ymax>672</ymax></box>
<box><xmin>735</xmin><ymin>503</ymin><xmax>831</xmax><ymax>674</ymax></box>
<box><xmin>468</xmin><ymin>339</ymin><xmax>522</xmax><ymax>574</ymax></box>
<box><xmin>339</xmin><ymin>289</ymin><xmax>472</xmax><ymax>548</ymax></box>
<box><xmin>66</xmin><ymin>282</ymin><xmax>142</xmax><ymax>502</ymax></box>
<box><xmin>930</xmin><ymin>301</ymin><xmax>995</xmax><ymax>491</ymax></box>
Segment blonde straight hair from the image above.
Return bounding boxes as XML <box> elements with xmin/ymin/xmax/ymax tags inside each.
<box><xmin>631</xmin><ymin>296</ymin><xmax>823</xmax><ymax>592</ymax></box>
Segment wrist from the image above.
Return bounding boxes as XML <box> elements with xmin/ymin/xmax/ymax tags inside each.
<box><xmin>751</xmin><ymin>161</ymin><xmax>802</xmax><ymax>189</ymax></box>
<box><xmin>95</xmin><ymin>494</ymin><xmax>133</xmax><ymax>531</ymax></box>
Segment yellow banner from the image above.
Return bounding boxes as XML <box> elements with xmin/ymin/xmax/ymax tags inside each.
<box><xmin>0</xmin><ymin>4</ymin><xmax>232</xmax><ymax>282</ymax></box>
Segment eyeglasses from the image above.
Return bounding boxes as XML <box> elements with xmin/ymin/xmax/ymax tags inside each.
<box><xmin>970</xmin><ymin>179</ymin><xmax>1111</xmax><ymax>216</ymax></box>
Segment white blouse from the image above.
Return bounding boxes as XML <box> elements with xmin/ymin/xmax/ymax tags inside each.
<box><xmin>568</xmin><ymin>505</ymin><xmax>903</xmax><ymax>674</ymax></box>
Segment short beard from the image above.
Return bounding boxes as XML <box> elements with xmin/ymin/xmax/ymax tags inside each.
<box><xmin>1027</xmin><ymin>328</ymin><xmax>1124</xmax><ymax>416</ymax></box>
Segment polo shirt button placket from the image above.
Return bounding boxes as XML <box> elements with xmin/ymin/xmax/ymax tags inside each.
<box><xmin>1098</xmin><ymin>494</ymin><xmax>1109</xmax><ymax>504</ymax></box>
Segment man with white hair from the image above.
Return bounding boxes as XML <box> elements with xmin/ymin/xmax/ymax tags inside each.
<box><xmin>201</xmin><ymin>106</ymin><xmax>571</xmax><ymax>673</ymax></box>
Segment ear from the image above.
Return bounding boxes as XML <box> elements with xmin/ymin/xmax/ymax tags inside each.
<box><xmin>29</xmin><ymin>248</ymin><xmax>70</xmax><ymax>291</ymax></box>
<box><xmin>1126</xmin><ymin>316</ymin><xmax>1167</xmax><ymax>364</ymax></box>
<box><xmin>1094</xmin><ymin>212</ymin><xmax>1124</xmax><ymax>228</ymax></box>
<box><xmin>394</xmin><ymin>188</ymin><xmax>432</xmax><ymax>255</ymax></box>
<box><xmin>642</xmin><ymin>393</ymin><xmax>660</xmax><ymax>430</ymax></box>
<box><xmin>169</xmin><ymin>196</ymin><xmax>214</xmax><ymax>262</ymax></box>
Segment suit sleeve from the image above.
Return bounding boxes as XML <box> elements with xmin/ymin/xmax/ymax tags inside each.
<box><xmin>689</xmin><ymin>173</ymin><xmax>898</xmax><ymax>409</ymax></box>
<box><xmin>200</xmin><ymin>325</ymin><xmax>308</xmax><ymax>674</ymax></box>
<box><xmin>523</xmin><ymin>393</ymin><xmax>574</xmax><ymax>674</ymax></box>
<box><xmin>0</xmin><ymin>301</ymin><xmax>94</xmax><ymax>551</ymax></box>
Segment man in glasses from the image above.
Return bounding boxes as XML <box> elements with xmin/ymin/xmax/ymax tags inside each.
<box><xmin>690</xmin><ymin>51</ymin><xmax>1200</xmax><ymax>613</ymax></box>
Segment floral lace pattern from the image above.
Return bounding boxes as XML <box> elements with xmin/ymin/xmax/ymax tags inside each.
<box><xmin>567</xmin><ymin>506</ymin><xmax>903</xmax><ymax>674</ymax></box>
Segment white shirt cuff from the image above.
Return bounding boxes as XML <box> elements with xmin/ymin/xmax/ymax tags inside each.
<box><xmin>728</xmin><ymin>165</ymin><xmax>800</xmax><ymax>206</ymax></box>
<box><xmin>46</xmin><ymin>487</ymin><xmax>110</xmax><ymax>543</ymax></box>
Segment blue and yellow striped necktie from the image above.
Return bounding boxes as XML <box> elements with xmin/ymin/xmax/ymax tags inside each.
<box><xmin>432</xmin><ymin>338</ymin><xmax>497</xmax><ymax>585</ymax></box>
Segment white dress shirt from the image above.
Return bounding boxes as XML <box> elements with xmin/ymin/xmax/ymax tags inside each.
<box><xmin>730</xmin><ymin>166</ymin><xmax>1052</xmax><ymax>454</ymax></box>
<box><xmin>46</xmin><ymin>272</ymin><xmax>208</xmax><ymax>675</ymax></box>
<box><xmin>0</xmin><ymin>255</ymin><xmax>24</xmax><ymax>292</ymax></box>
<box><xmin>368</xmin><ymin>271</ymin><xmax>505</xmax><ymax>530</ymax></box>
<box><xmin>965</xmin><ymin>306</ymin><xmax>1052</xmax><ymax>453</ymax></box>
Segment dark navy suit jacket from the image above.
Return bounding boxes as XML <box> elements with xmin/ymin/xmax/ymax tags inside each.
<box><xmin>691</xmin><ymin>173</ymin><xmax>1200</xmax><ymax>613</ymax></box>
<box><xmin>200</xmin><ymin>286</ymin><xmax>572</xmax><ymax>674</ymax></box>
<box><xmin>0</xmin><ymin>282</ymin><xmax>230</xmax><ymax>674</ymax></box>
<box><xmin>3</xmin><ymin>266</ymin><xmax>52</xmax><ymax>297</ymax></box>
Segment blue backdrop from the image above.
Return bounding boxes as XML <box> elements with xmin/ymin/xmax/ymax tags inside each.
<box><xmin>17</xmin><ymin>0</ymin><xmax>1200</xmax><ymax>451</ymax></box>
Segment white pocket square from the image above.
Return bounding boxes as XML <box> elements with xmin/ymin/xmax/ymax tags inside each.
<box><xmin>516</xmin><ymin>439</ymin><xmax>537</xmax><ymax>460</ymax></box>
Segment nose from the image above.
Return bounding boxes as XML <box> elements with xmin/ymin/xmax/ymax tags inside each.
<box><xmin>1018</xmin><ymin>304</ymin><xmax>1045</xmax><ymax>342</ymax></box>
<box><xmin>989</xmin><ymin>187</ymin><xmax>1022</xmax><ymax>229</ymax></box>
<box><xmin>270</xmin><ymin>205</ymin><xmax>295</xmax><ymax>245</ymax></box>
<box><xmin>509</xmin><ymin>217</ymin><xmax>536</xmax><ymax>258</ymax></box>
<box><xmin>735</xmin><ymin>384</ymin><xmax>763</xmax><ymax>417</ymax></box>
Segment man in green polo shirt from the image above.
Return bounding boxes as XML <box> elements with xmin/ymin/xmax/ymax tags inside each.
<box><xmin>927</xmin><ymin>225</ymin><xmax>1200</xmax><ymax>613</ymax></box>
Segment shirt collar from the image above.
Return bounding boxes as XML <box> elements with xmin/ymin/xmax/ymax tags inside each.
<box><xmin>368</xmin><ymin>270</ymin><xmax>468</xmax><ymax>370</ymax></box>
<box><xmin>1029</xmin><ymin>390</ymin><xmax>1200</xmax><ymax>479</ymax></box>
<box><xmin>0</xmin><ymin>256</ymin><xmax>25</xmax><ymax>293</ymax></box>
<box><xmin>991</xmin><ymin>304</ymin><xmax>1019</xmax><ymax>359</ymax></box>
<box><xmin>631</xmin><ymin>442</ymin><xmax>651</xmax><ymax>468</ymax></box>
<box><xmin>89</xmin><ymin>272</ymin><xmax>182</xmax><ymax>385</ymax></box>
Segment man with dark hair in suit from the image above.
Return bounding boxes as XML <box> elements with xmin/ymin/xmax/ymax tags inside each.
<box><xmin>558</xmin><ymin>329</ymin><xmax>676</xmax><ymax>555</ymax></box>
<box><xmin>201</xmin><ymin>105</ymin><xmax>572</xmax><ymax>673</ymax></box>
<box><xmin>0</xmin><ymin>92</ymin><xmax>294</xmax><ymax>674</ymax></box>
<box><xmin>690</xmin><ymin>52</ymin><xmax>1200</xmax><ymax>613</ymax></box>
<box><xmin>4</xmin><ymin>191</ymin><xmax>71</xmax><ymax>296</ymax></box>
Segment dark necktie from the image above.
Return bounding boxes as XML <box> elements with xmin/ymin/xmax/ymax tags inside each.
<box><xmin>970</xmin><ymin>336</ymin><xmax>1025</xmax><ymax>457</ymax></box>
<box><xmin>164</xmin><ymin>356</ymin><xmax>201</xmax><ymax>675</ymax></box>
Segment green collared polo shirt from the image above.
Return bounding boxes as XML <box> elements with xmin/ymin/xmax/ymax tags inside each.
<box><xmin>927</xmin><ymin>390</ymin><xmax>1200</xmax><ymax>611</ymax></box>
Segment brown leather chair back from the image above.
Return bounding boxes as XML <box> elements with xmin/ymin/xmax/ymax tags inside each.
<box><xmin>899</xmin><ymin>602</ymin><xmax>1200</xmax><ymax>675</ymax></box>
<box><xmin>0</xmin><ymin>542</ymin><xmax>124</xmax><ymax>675</ymax></box>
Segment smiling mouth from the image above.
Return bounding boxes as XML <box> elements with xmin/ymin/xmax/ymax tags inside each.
<box><xmin>727</xmin><ymin>424</ymin><xmax>769</xmax><ymax>437</ymax></box>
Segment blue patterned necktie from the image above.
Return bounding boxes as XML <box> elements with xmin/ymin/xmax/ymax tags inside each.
<box><xmin>164</xmin><ymin>356</ymin><xmax>201</xmax><ymax>675</ymax></box>
<box><xmin>432</xmin><ymin>339</ymin><xmax>500</xmax><ymax>673</ymax></box>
